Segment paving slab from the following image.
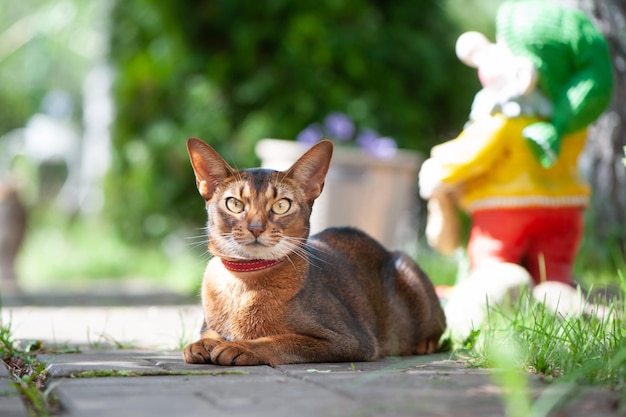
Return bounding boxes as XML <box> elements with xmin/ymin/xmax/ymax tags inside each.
<box><xmin>1</xmin><ymin>304</ymin><xmax>204</xmax><ymax>350</ymax></box>
<box><xmin>33</xmin><ymin>350</ymin><xmax>623</xmax><ymax>417</ymax></box>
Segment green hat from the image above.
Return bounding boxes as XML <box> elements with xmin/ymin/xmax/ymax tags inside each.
<box><xmin>496</xmin><ymin>1</ymin><xmax>614</xmax><ymax>168</ymax></box>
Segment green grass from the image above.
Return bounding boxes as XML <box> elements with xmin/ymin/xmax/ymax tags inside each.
<box><xmin>575</xmin><ymin>235</ymin><xmax>626</xmax><ymax>287</ymax></box>
<box><xmin>464</xmin><ymin>295</ymin><xmax>626</xmax><ymax>385</ymax></box>
<box><xmin>86</xmin><ymin>331</ymin><xmax>137</xmax><ymax>350</ymax></box>
<box><xmin>0</xmin><ymin>319</ymin><xmax>57</xmax><ymax>416</ymax></box>
<box><xmin>454</xmin><ymin>274</ymin><xmax>626</xmax><ymax>416</ymax></box>
<box><xmin>416</xmin><ymin>245</ymin><xmax>465</xmax><ymax>286</ymax></box>
<box><xmin>16</xmin><ymin>211</ymin><xmax>205</xmax><ymax>294</ymax></box>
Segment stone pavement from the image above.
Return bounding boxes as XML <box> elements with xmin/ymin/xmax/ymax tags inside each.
<box><xmin>0</xmin><ymin>294</ymin><xmax>623</xmax><ymax>417</ymax></box>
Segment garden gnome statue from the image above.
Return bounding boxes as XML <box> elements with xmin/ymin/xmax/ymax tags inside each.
<box><xmin>419</xmin><ymin>1</ymin><xmax>614</xmax><ymax>339</ymax></box>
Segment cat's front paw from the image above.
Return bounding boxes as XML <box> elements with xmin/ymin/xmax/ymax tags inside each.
<box><xmin>183</xmin><ymin>338</ymin><xmax>223</xmax><ymax>364</ymax></box>
<box><xmin>211</xmin><ymin>342</ymin><xmax>269</xmax><ymax>366</ymax></box>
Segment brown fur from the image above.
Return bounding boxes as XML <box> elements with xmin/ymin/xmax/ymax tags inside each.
<box><xmin>183</xmin><ymin>137</ymin><xmax>446</xmax><ymax>366</ymax></box>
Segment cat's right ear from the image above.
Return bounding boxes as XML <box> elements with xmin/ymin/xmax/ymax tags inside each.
<box><xmin>186</xmin><ymin>137</ymin><xmax>235</xmax><ymax>201</ymax></box>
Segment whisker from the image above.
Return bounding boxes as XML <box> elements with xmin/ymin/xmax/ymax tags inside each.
<box><xmin>284</xmin><ymin>236</ymin><xmax>333</xmax><ymax>258</ymax></box>
<box><xmin>184</xmin><ymin>230</ymin><xmax>209</xmax><ymax>252</ymax></box>
<box><xmin>185</xmin><ymin>238</ymin><xmax>208</xmax><ymax>245</ymax></box>
<box><xmin>207</xmin><ymin>232</ymin><xmax>246</xmax><ymax>260</ymax></box>
<box><xmin>188</xmin><ymin>242</ymin><xmax>209</xmax><ymax>251</ymax></box>
<box><xmin>199</xmin><ymin>250</ymin><xmax>213</xmax><ymax>262</ymax></box>
<box><xmin>185</xmin><ymin>234</ymin><xmax>208</xmax><ymax>240</ymax></box>
<box><xmin>279</xmin><ymin>237</ymin><xmax>330</xmax><ymax>269</ymax></box>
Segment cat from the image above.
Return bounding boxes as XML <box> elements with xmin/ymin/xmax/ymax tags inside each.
<box><xmin>183</xmin><ymin>137</ymin><xmax>446</xmax><ymax>366</ymax></box>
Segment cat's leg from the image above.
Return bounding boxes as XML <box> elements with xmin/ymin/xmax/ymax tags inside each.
<box><xmin>209</xmin><ymin>333</ymin><xmax>367</xmax><ymax>366</ymax></box>
<box><xmin>183</xmin><ymin>330</ymin><xmax>226</xmax><ymax>364</ymax></box>
<box><xmin>183</xmin><ymin>328</ymin><xmax>355</xmax><ymax>366</ymax></box>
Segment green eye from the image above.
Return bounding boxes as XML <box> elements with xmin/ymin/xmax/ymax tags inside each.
<box><xmin>272</xmin><ymin>198</ymin><xmax>291</xmax><ymax>215</ymax></box>
<box><xmin>225</xmin><ymin>197</ymin><xmax>244</xmax><ymax>213</ymax></box>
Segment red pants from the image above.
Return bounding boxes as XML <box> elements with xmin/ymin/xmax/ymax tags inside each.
<box><xmin>467</xmin><ymin>207</ymin><xmax>584</xmax><ymax>285</ymax></box>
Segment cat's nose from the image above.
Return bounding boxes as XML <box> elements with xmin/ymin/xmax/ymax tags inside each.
<box><xmin>248</xmin><ymin>222</ymin><xmax>265</xmax><ymax>238</ymax></box>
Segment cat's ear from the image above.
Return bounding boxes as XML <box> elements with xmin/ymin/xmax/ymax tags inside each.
<box><xmin>285</xmin><ymin>140</ymin><xmax>333</xmax><ymax>202</ymax></box>
<box><xmin>186</xmin><ymin>137</ymin><xmax>236</xmax><ymax>201</ymax></box>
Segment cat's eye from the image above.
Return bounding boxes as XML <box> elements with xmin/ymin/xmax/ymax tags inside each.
<box><xmin>272</xmin><ymin>198</ymin><xmax>291</xmax><ymax>215</ymax></box>
<box><xmin>225</xmin><ymin>197</ymin><xmax>244</xmax><ymax>213</ymax></box>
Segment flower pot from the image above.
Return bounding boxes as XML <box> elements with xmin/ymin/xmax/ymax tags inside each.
<box><xmin>255</xmin><ymin>139</ymin><xmax>423</xmax><ymax>250</ymax></box>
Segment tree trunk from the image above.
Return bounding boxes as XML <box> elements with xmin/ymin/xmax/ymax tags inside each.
<box><xmin>559</xmin><ymin>0</ymin><xmax>626</xmax><ymax>256</ymax></box>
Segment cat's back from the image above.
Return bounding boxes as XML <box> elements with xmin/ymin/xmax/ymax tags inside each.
<box><xmin>309</xmin><ymin>226</ymin><xmax>390</xmax><ymax>267</ymax></box>
<box><xmin>300</xmin><ymin>226</ymin><xmax>445</xmax><ymax>358</ymax></box>
<box><xmin>306</xmin><ymin>226</ymin><xmax>395</xmax><ymax>294</ymax></box>
<box><xmin>306</xmin><ymin>226</ymin><xmax>442</xmax><ymax>323</ymax></box>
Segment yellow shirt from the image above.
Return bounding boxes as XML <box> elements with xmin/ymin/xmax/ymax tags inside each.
<box><xmin>431</xmin><ymin>114</ymin><xmax>589</xmax><ymax>212</ymax></box>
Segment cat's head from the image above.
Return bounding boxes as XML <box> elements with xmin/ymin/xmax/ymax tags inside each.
<box><xmin>187</xmin><ymin>138</ymin><xmax>333</xmax><ymax>261</ymax></box>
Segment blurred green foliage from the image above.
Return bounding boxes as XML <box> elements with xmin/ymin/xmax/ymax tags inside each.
<box><xmin>107</xmin><ymin>0</ymin><xmax>480</xmax><ymax>242</ymax></box>
<box><xmin>0</xmin><ymin>0</ymin><xmax>101</xmax><ymax>135</ymax></box>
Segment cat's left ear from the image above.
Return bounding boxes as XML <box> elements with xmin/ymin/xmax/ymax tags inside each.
<box><xmin>187</xmin><ymin>137</ymin><xmax>236</xmax><ymax>201</ymax></box>
<box><xmin>285</xmin><ymin>140</ymin><xmax>333</xmax><ymax>202</ymax></box>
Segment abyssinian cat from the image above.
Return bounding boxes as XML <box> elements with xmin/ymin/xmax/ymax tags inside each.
<box><xmin>183</xmin><ymin>137</ymin><xmax>446</xmax><ymax>366</ymax></box>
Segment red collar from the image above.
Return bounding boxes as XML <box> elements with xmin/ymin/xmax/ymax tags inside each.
<box><xmin>220</xmin><ymin>258</ymin><xmax>285</xmax><ymax>273</ymax></box>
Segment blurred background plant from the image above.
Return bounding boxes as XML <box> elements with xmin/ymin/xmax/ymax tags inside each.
<box><xmin>106</xmin><ymin>0</ymin><xmax>480</xmax><ymax>245</ymax></box>
<box><xmin>0</xmin><ymin>0</ymin><xmax>624</xmax><ymax>294</ymax></box>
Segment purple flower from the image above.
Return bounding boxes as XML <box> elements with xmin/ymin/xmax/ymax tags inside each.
<box><xmin>356</xmin><ymin>128</ymin><xmax>379</xmax><ymax>148</ymax></box>
<box><xmin>324</xmin><ymin>112</ymin><xmax>354</xmax><ymax>142</ymax></box>
<box><xmin>296</xmin><ymin>123</ymin><xmax>324</xmax><ymax>145</ymax></box>
<box><xmin>361</xmin><ymin>136</ymin><xmax>397</xmax><ymax>159</ymax></box>
<box><xmin>297</xmin><ymin>114</ymin><xmax>397</xmax><ymax>159</ymax></box>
